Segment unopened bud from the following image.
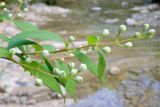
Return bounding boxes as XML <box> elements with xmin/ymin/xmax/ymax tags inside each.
<box><xmin>102</xmin><ymin>29</ymin><xmax>109</xmax><ymax>36</ymax></box>
<box><xmin>75</xmin><ymin>76</ymin><xmax>83</xmax><ymax>82</ymax></box>
<box><xmin>35</xmin><ymin>78</ymin><xmax>43</xmax><ymax>86</ymax></box>
<box><xmin>69</xmin><ymin>36</ymin><xmax>75</xmax><ymax>42</ymax></box>
<box><xmin>79</xmin><ymin>63</ymin><xmax>87</xmax><ymax>72</ymax></box>
<box><xmin>23</xmin><ymin>8</ymin><xmax>28</xmax><ymax>12</ymax></box>
<box><xmin>42</xmin><ymin>50</ymin><xmax>49</xmax><ymax>57</ymax></box>
<box><xmin>143</xmin><ymin>23</ymin><xmax>149</xmax><ymax>31</ymax></box>
<box><xmin>58</xmin><ymin>70</ymin><xmax>66</xmax><ymax>78</ymax></box>
<box><xmin>9</xmin><ymin>49</ymin><xmax>16</xmax><ymax>55</ymax></box>
<box><xmin>0</xmin><ymin>2</ymin><xmax>5</xmax><ymax>7</ymax></box>
<box><xmin>71</xmin><ymin>69</ymin><xmax>78</xmax><ymax>75</ymax></box>
<box><xmin>134</xmin><ymin>32</ymin><xmax>141</xmax><ymax>38</ymax></box>
<box><xmin>119</xmin><ymin>25</ymin><xmax>127</xmax><ymax>33</ymax></box>
<box><xmin>124</xmin><ymin>42</ymin><xmax>133</xmax><ymax>48</ymax></box>
<box><xmin>148</xmin><ymin>29</ymin><xmax>156</xmax><ymax>38</ymax></box>
<box><xmin>25</xmin><ymin>57</ymin><xmax>32</xmax><ymax>63</ymax></box>
<box><xmin>53</xmin><ymin>68</ymin><xmax>60</xmax><ymax>74</ymax></box>
<box><xmin>68</xmin><ymin>62</ymin><xmax>75</xmax><ymax>68</ymax></box>
<box><xmin>102</xmin><ymin>47</ymin><xmax>111</xmax><ymax>53</ymax></box>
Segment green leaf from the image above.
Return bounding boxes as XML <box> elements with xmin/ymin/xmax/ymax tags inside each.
<box><xmin>7</xmin><ymin>39</ymin><xmax>41</xmax><ymax>50</ymax></box>
<box><xmin>42</xmin><ymin>45</ymin><xmax>56</xmax><ymax>52</ymax></box>
<box><xmin>21</xmin><ymin>61</ymin><xmax>62</xmax><ymax>95</ymax></box>
<box><xmin>74</xmin><ymin>51</ymin><xmax>98</xmax><ymax>77</ymax></box>
<box><xmin>0</xmin><ymin>34</ymin><xmax>10</xmax><ymax>42</ymax></box>
<box><xmin>0</xmin><ymin>12</ymin><xmax>10</xmax><ymax>21</ymax></box>
<box><xmin>11</xmin><ymin>30</ymin><xmax>63</xmax><ymax>42</ymax></box>
<box><xmin>66</xmin><ymin>79</ymin><xmax>76</xmax><ymax>99</ymax></box>
<box><xmin>98</xmin><ymin>50</ymin><xmax>106</xmax><ymax>80</ymax></box>
<box><xmin>87</xmin><ymin>35</ymin><xmax>100</xmax><ymax>45</ymax></box>
<box><xmin>43</xmin><ymin>57</ymin><xmax>53</xmax><ymax>74</ymax></box>
<box><xmin>14</xmin><ymin>21</ymin><xmax>39</xmax><ymax>31</ymax></box>
<box><xmin>0</xmin><ymin>48</ymin><xmax>11</xmax><ymax>58</ymax></box>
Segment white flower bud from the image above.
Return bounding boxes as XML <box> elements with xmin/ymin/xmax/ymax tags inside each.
<box><xmin>143</xmin><ymin>23</ymin><xmax>149</xmax><ymax>30</ymax></box>
<box><xmin>8</xmin><ymin>13</ymin><xmax>13</xmax><ymax>18</ymax></box>
<box><xmin>102</xmin><ymin>29</ymin><xmax>109</xmax><ymax>36</ymax></box>
<box><xmin>69</xmin><ymin>36</ymin><xmax>75</xmax><ymax>42</ymax></box>
<box><xmin>79</xmin><ymin>63</ymin><xmax>87</xmax><ymax>72</ymax></box>
<box><xmin>3</xmin><ymin>8</ymin><xmax>8</xmax><ymax>12</ymax></box>
<box><xmin>102</xmin><ymin>47</ymin><xmax>111</xmax><ymax>53</ymax></box>
<box><xmin>71</xmin><ymin>69</ymin><xmax>78</xmax><ymax>75</ymax></box>
<box><xmin>135</xmin><ymin>32</ymin><xmax>141</xmax><ymax>38</ymax></box>
<box><xmin>75</xmin><ymin>76</ymin><xmax>83</xmax><ymax>82</ymax></box>
<box><xmin>42</xmin><ymin>50</ymin><xmax>49</xmax><ymax>57</ymax></box>
<box><xmin>23</xmin><ymin>8</ymin><xmax>29</xmax><ymax>12</ymax></box>
<box><xmin>88</xmin><ymin>47</ymin><xmax>93</xmax><ymax>52</ymax></box>
<box><xmin>148</xmin><ymin>29</ymin><xmax>156</xmax><ymax>37</ymax></box>
<box><xmin>25</xmin><ymin>57</ymin><xmax>32</xmax><ymax>63</ymax></box>
<box><xmin>17</xmin><ymin>13</ymin><xmax>23</xmax><ymax>17</ymax></box>
<box><xmin>124</xmin><ymin>42</ymin><xmax>133</xmax><ymax>48</ymax></box>
<box><xmin>0</xmin><ymin>2</ymin><xmax>5</xmax><ymax>7</ymax></box>
<box><xmin>119</xmin><ymin>25</ymin><xmax>127</xmax><ymax>33</ymax></box>
<box><xmin>53</xmin><ymin>68</ymin><xmax>60</xmax><ymax>74</ymax></box>
<box><xmin>35</xmin><ymin>78</ymin><xmax>43</xmax><ymax>86</ymax></box>
<box><xmin>69</xmin><ymin>53</ymin><xmax>74</xmax><ymax>57</ymax></box>
<box><xmin>9</xmin><ymin>49</ymin><xmax>17</xmax><ymax>55</ymax></box>
<box><xmin>68</xmin><ymin>62</ymin><xmax>75</xmax><ymax>68</ymax></box>
<box><xmin>58</xmin><ymin>70</ymin><xmax>66</xmax><ymax>77</ymax></box>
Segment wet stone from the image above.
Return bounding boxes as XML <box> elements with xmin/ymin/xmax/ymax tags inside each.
<box><xmin>69</xmin><ymin>88</ymin><xmax>124</xmax><ymax>107</ymax></box>
<box><xmin>27</xmin><ymin>99</ymin><xmax>37</xmax><ymax>105</ymax></box>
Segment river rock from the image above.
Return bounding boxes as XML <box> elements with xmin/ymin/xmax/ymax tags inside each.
<box><xmin>131</xmin><ymin>4</ymin><xmax>160</xmax><ymax>12</ymax></box>
<box><xmin>126</xmin><ymin>18</ymin><xmax>138</xmax><ymax>26</ymax></box>
<box><xmin>69</xmin><ymin>88</ymin><xmax>123</xmax><ymax>107</ymax></box>
<box><xmin>0</xmin><ymin>22</ymin><xmax>20</xmax><ymax>36</ymax></box>
<box><xmin>91</xmin><ymin>7</ymin><xmax>102</xmax><ymax>12</ymax></box>
<box><xmin>0</xmin><ymin>59</ymin><xmax>33</xmax><ymax>94</ymax></box>
<box><xmin>127</xmin><ymin>10</ymin><xmax>160</xmax><ymax>27</ymax></box>
<box><xmin>105</xmin><ymin>18</ymin><xmax>119</xmax><ymax>24</ymax></box>
<box><xmin>30</xmin><ymin>3</ymin><xmax>71</xmax><ymax>15</ymax></box>
<box><xmin>109</xmin><ymin>66</ymin><xmax>121</xmax><ymax>75</ymax></box>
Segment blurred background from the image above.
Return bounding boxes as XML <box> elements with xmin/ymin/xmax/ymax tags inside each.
<box><xmin>0</xmin><ymin>0</ymin><xmax>160</xmax><ymax>107</ymax></box>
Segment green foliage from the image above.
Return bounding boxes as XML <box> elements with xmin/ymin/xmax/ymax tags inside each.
<box><xmin>14</xmin><ymin>21</ymin><xmax>39</xmax><ymax>31</ymax></box>
<box><xmin>66</xmin><ymin>79</ymin><xmax>77</xmax><ymax>99</ymax></box>
<box><xmin>7</xmin><ymin>39</ymin><xmax>38</xmax><ymax>49</ymax></box>
<box><xmin>98</xmin><ymin>50</ymin><xmax>106</xmax><ymax>80</ymax></box>
<box><xmin>11</xmin><ymin>30</ymin><xmax>63</xmax><ymax>42</ymax></box>
<box><xmin>0</xmin><ymin>48</ymin><xmax>11</xmax><ymax>58</ymax></box>
<box><xmin>87</xmin><ymin>35</ymin><xmax>100</xmax><ymax>45</ymax></box>
<box><xmin>0</xmin><ymin>34</ymin><xmax>10</xmax><ymax>42</ymax></box>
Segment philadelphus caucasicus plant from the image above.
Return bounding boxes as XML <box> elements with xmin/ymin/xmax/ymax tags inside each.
<box><xmin>0</xmin><ymin>0</ymin><xmax>156</xmax><ymax>99</ymax></box>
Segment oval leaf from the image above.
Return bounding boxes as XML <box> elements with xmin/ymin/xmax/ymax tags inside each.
<box><xmin>14</xmin><ymin>21</ymin><xmax>39</xmax><ymax>31</ymax></box>
<box><xmin>7</xmin><ymin>39</ymin><xmax>41</xmax><ymax>50</ymax></box>
<box><xmin>98</xmin><ymin>50</ymin><xmax>106</xmax><ymax>80</ymax></box>
<box><xmin>74</xmin><ymin>51</ymin><xmax>98</xmax><ymax>77</ymax></box>
<box><xmin>66</xmin><ymin>79</ymin><xmax>76</xmax><ymax>99</ymax></box>
<box><xmin>11</xmin><ymin>30</ymin><xmax>63</xmax><ymax>42</ymax></box>
<box><xmin>87</xmin><ymin>35</ymin><xmax>100</xmax><ymax>45</ymax></box>
<box><xmin>0</xmin><ymin>34</ymin><xmax>10</xmax><ymax>42</ymax></box>
<box><xmin>0</xmin><ymin>48</ymin><xmax>11</xmax><ymax>58</ymax></box>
